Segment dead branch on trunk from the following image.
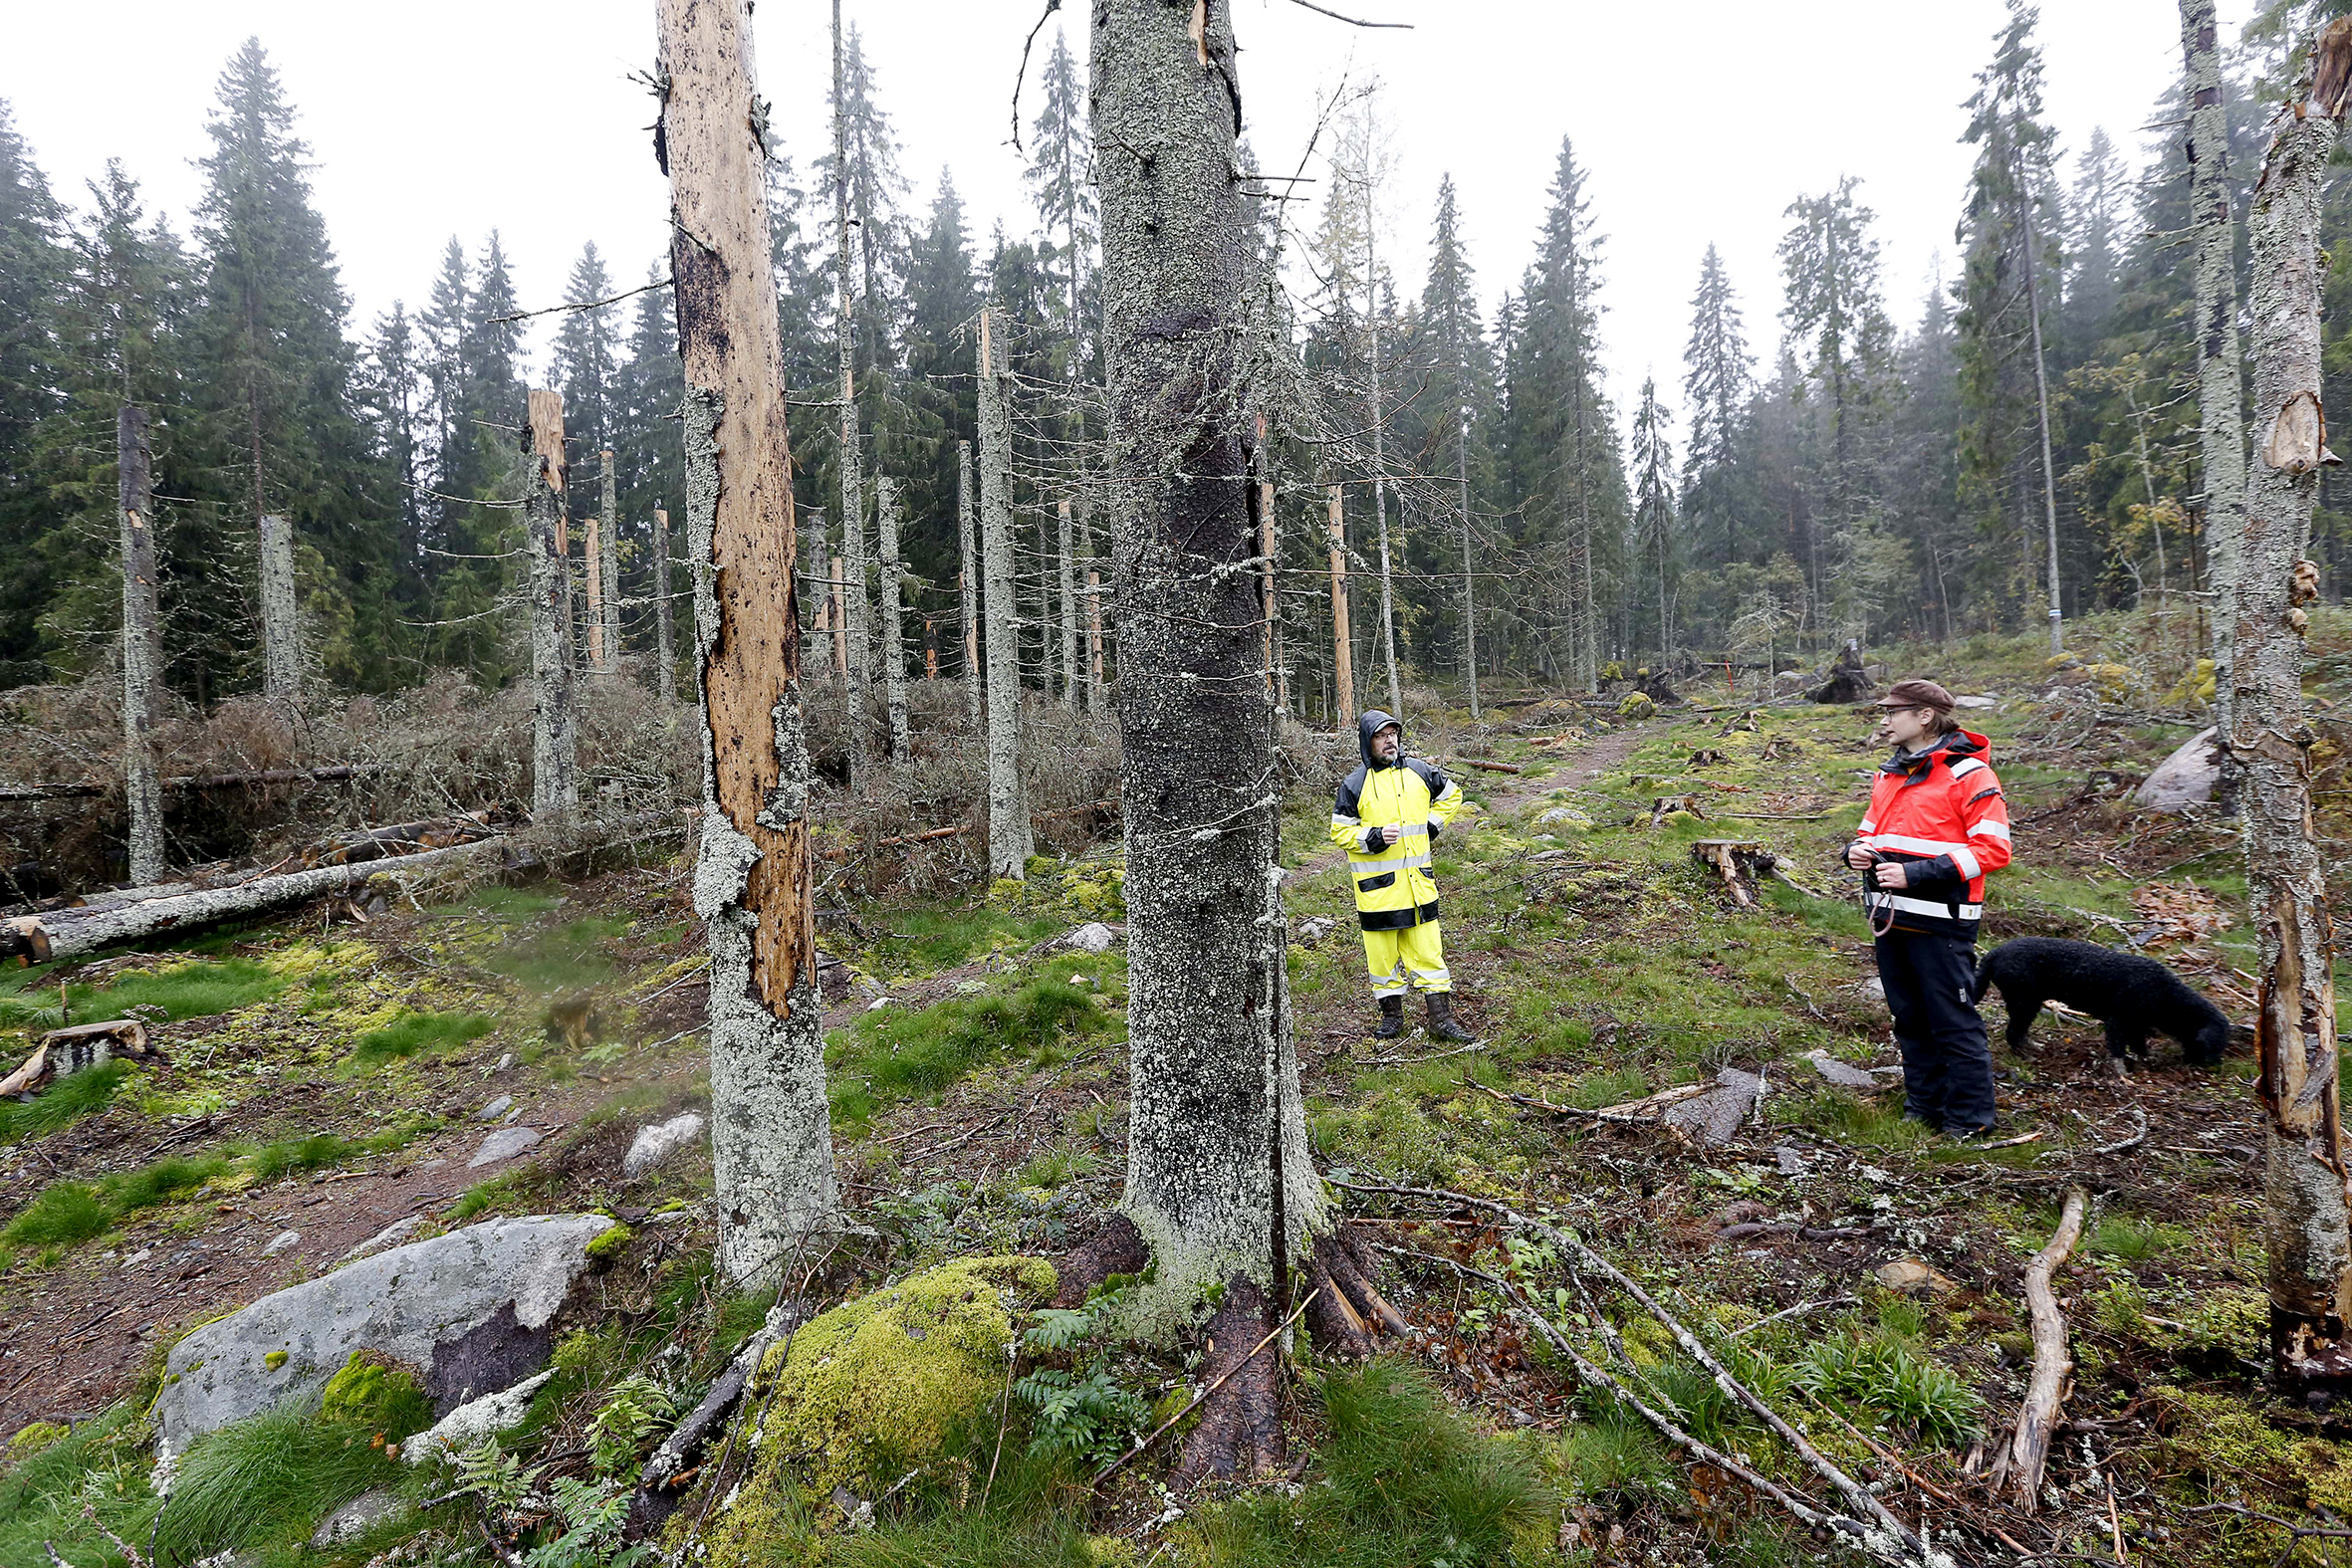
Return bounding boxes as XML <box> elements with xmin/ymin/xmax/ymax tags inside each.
<box><xmin>1991</xmin><ymin>1186</ymin><xmax>2087</xmax><ymax>1507</ymax></box>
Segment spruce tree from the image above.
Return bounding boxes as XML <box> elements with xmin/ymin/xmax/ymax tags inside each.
<box><xmin>1777</xmin><ymin>176</ymin><xmax>1897</xmax><ymax>630</ymax></box>
<box><xmin>1680</xmin><ymin>243</ymin><xmax>1753</xmax><ymax>570</ymax></box>
<box><xmin>1630</xmin><ymin>376</ymin><xmax>1677</xmax><ymax>658</ymax></box>
<box><xmin>1410</xmin><ymin>175</ymin><xmax>1497</xmax><ymax>699</ymax></box>
<box><xmin>189</xmin><ymin>38</ymin><xmax>374</xmax><ymax>694</ymax></box>
<box><xmin>0</xmin><ymin>101</ymin><xmax>69</xmax><ymax>682</ymax></box>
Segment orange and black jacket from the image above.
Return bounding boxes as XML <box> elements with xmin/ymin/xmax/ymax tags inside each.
<box><xmin>1854</xmin><ymin>728</ymin><xmax>2012</xmax><ymax>939</ymax></box>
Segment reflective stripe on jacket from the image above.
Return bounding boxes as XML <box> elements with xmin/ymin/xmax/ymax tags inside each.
<box><xmin>1855</xmin><ymin>727</ymin><xmax>2012</xmax><ymax>938</ymax></box>
<box><xmin>1330</xmin><ymin>711</ymin><xmax>1464</xmax><ymax>931</ymax></box>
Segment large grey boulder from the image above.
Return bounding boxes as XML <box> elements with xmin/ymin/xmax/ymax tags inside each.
<box><xmin>154</xmin><ymin>1214</ymin><xmax>616</xmax><ymax>1459</ymax></box>
<box><xmin>2134</xmin><ymin>727</ymin><xmax>2222</xmax><ymax>812</ymax></box>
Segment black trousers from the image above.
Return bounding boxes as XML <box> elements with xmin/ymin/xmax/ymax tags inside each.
<box><xmin>1873</xmin><ymin>930</ymin><xmax>1997</xmax><ymax>1132</ymax></box>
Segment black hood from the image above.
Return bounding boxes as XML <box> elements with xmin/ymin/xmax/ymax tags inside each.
<box><xmin>1882</xmin><ymin>726</ymin><xmax>1988</xmax><ymax>777</ymax></box>
<box><xmin>1358</xmin><ymin>709</ymin><xmax>1404</xmax><ymax>769</ymax></box>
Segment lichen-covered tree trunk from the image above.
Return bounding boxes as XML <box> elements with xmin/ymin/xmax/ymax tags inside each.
<box><xmin>585</xmin><ymin>506</ymin><xmax>608</xmax><ymax>671</ymax></box>
<box><xmin>1079</xmin><ymin>501</ymin><xmax>1105</xmax><ymax>715</ymax></box>
<box><xmin>831</xmin><ymin>0</ymin><xmax>867</xmax><ymax>784</ymax></box>
<box><xmin>1459</xmin><ymin>410</ymin><xmax>1478</xmax><ymax>721</ymax></box>
<box><xmin>118</xmin><ymin>405</ymin><xmax>164</xmax><ymax>887</ymax></box>
<box><xmin>876</xmin><ymin>475</ymin><xmax>910</xmax><ymax>766</ymax></box>
<box><xmin>653</xmin><ymin>506</ymin><xmax>678</xmax><ymax>708</ymax></box>
<box><xmin>525</xmin><ymin>390</ymin><xmax>579</xmax><ymax>820</ymax></box>
<box><xmin>257</xmin><ymin>512</ymin><xmax>301</xmax><ymax>704</ymax></box>
<box><xmin>2184</xmin><ymin>0</ymin><xmax>2247</xmax><ymax>740</ymax></box>
<box><xmin>1058</xmin><ymin>499</ymin><xmax>1080</xmax><ymax>709</ymax></box>
<box><xmin>1096</xmin><ymin>0</ymin><xmax>1323</xmax><ymax>1344</ymax></box>
<box><xmin>601</xmin><ymin>448</ymin><xmax>622</xmax><ymax>671</ymax></box>
<box><xmin>1364</xmin><ymin>228</ymin><xmax>1403</xmax><ymax>717</ymax></box>
<box><xmin>2243</xmin><ymin>18</ymin><xmax>2352</xmax><ymax>1389</ymax></box>
<box><xmin>979</xmin><ymin>307</ymin><xmax>1033</xmax><ymax>878</ymax></box>
<box><xmin>958</xmin><ymin>441</ymin><xmax>982</xmax><ymax>733</ymax></box>
<box><xmin>1326</xmin><ymin>484</ymin><xmax>1353</xmax><ymax>723</ymax></box>
<box><xmin>658</xmin><ymin>0</ymin><xmax>838</xmax><ymax>1284</ymax></box>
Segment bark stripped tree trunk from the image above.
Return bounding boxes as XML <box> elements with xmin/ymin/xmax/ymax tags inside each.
<box><xmin>2184</xmin><ymin>0</ymin><xmax>2247</xmax><ymax>752</ymax></box>
<box><xmin>958</xmin><ymin>440</ymin><xmax>983</xmax><ymax>733</ymax></box>
<box><xmin>1095</xmin><ymin>0</ymin><xmax>1325</xmax><ymax>1482</ymax></box>
<box><xmin>525</xmin><ymin>390</ymin><xmax>579</xmax><ymax>821</ymax></box>
<box><xmin>585</xmin><ymin>496</ymin><xmax>608</xmax><ymax>672</ymax></box>
<box><xmin>2014</xmin><ymin>140</ymin><xmax>2065</xmax><ymax>656</ymax></box>
<box><xmin>654</xmin><ymin>506</ymin><xmax>678</xmax><ymax>707</ymax></box>
<box><xmin>876</xmin><ymin>474</ymin><xmax>910</xmax><ymax>767</ymax></box>
<box><xmin>1058</xmin><ymin>498</ymin><xmax>1080</xmax><ymax>709</ymax></box>
<box><xmin>979</xmin><ymin>306</ymin><xmax>1034</xmax><ymax>878</ymax></box>
<box><xmin>602</xmin><ymin>448</ymin><xmax>623</xmax><ymax>671</ymax></box>
<box><xmin>118</xmin><ymin>405</ymin><xmax>164</xmax><ymax>887</ymax></box>
<box><xmin>832</xmin><ymin>0</ymin><xmax>867</xmax><ymax>785</ymax></box>
<box><xmin>1327</xmin><ymin>483</ymin><xmax>1354</xmax><ymax>723</ymax></box>
<box><xmin>2242</xmin><ymin>18</ymin><xmax>2352</xmax><ymax>1391</ymax></box>
<box><xmin>659</xmin><ymin>0</ymin><xmax>839</xmax><ymax>1285</ymax></box>
<box><xmin>1363</xmin><ymin>221</ymin><xmax>1403</xmax><ymax>718</ymax></box>
<box><xmin>257</xmin><ymin>512</ymin><xmax>301</xmax><ymax>705</ymax></box>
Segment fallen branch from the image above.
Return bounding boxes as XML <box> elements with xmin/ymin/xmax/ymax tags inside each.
<box><xmin>1331</xmin><ymin>1178</ymin><xmax>1930</xmax><ymax>1560</ymax></box>
<box><xmin>1356</xmin><ymin>1040</ymin><xmax>1485</xmax><ymax>1067</ymax></box>
<box><xmin>0</xmin><ymin>763</ymin><xmax>373</xmax><ymax>802</ymax></box>
<box><xmin>1726</xmin><ymin>1295</ymin><xmax>1860</xmax><ymax>1338</ymax></box>
<box><xmin>1992</xmin><ymin>1186</ymin><xmax>2087</xmax><ymax>1508</ymax></box>
<box><xmin>1463</xmin><ymin>1075</ymin><xmax>1707</xmax><ymax>1123</ymax></box>
<box><xmin>1459</xmin><ymin>758</ymin><xmax>1522</xmax><ymax>775</ymax></box>
<box><xmin>2087</xmin><ymin>1107</ymin><xmax>2149</xmax><ymax>1156</ymax></box>
<box><xmin>1416</xmin><ymin>1244</ymin><xmax>1859</xmax><ymax>1544</ymax></box>
<box><xmin>1092</xmin><ymin>1288</ymin><xmax>1317</xmax><ymax>1489</ymax></box>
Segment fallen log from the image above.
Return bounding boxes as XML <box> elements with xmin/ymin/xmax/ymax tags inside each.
<box><xmin>1459</xmin><ymin>757</ymin><xmax>1522</xmax><ymax>775</ymax></box>
<box><xmin>302</xmin><ymin>812</ymin><xmax>497</xmax><ymax>867</ymax></box>
<box><xmin>1</xmin><ymin>836</ymin><xmax>524</xmax><ymax>965</ymax></box>
<box><xmin>0</xmin><ymin>764</ymin><xmax>373</xmax><ymax>803</ymax></box>
<box><xmin>0</xmin><ymin>1019</ymin><xmax>155</xmax><ymax>1096</ymax></box>
<box><xmin>1992</xmin><ymin>1186</ymin><xmax>2087</xmax><ymax>1508</ymax></box>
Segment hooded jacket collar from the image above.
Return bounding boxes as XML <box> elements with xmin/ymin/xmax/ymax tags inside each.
<box><xmin>1358</xmin><ymin>709</ymin><xmax>1405</xmax><ymax>769</ymax></box>
<box><xmin>1881</xmin><ymin>727</ymin><xmax>1989</xmax><ymax>779</ymax></box>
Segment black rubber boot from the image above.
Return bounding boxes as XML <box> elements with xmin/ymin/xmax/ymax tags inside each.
<box><xmin>1371</xmin><ymin>996</ymin><xmax>1406</xmax><ymax>1039</ymax></box>
<box><xmin>1425</xmin><ymin>992</ymin><xmax>1477</xmax><ymax>1044</ymax></box>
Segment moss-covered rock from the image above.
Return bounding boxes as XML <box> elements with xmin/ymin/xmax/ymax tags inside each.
<box><xmin>1616</xmin><ymin>691</ymin><xmax>1657</xmax><ymax>721</ymax></box>
<box><xmin>694</xmin><ymin>1254</ymin><xmax>1058</xmax><ymax>1565</ymax></box>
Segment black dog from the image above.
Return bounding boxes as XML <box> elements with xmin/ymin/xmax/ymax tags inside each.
<box><xmin>1972</xmin><ymin>937</ymin><xmax>2232</xmax><ymax>1067</ymax></box>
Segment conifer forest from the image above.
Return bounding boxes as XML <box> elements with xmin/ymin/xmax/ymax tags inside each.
<box><xmin>24</xmin><ymin>1</ymin><xmax>2352</xmax><ymax>1564</ymax></box>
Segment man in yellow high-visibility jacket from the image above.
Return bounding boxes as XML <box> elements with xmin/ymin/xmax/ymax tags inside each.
<box><xmin>1329</xmin><ymin>709</ymin><xmax>1475</xmax><ymax>1042</ymax></box>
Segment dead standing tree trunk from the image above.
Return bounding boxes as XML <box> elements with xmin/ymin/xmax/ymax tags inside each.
<box><xmin>876</xmin><ymin>474</ymin><xmax>910</xmax><ymax>767</ymax></box>
<box><xmin>118</xmin><ymin>405</ymin><xmax>165</xmax><ymax>887</ymax></box>
<box><xmin>653</xmin><ymin>506</ymin><xmax>678</xmax><ymax>707</ymax></box>
<box><xmin>659</xmin><ymin>0</ymin><xmax>839</xmax><ymax>1284</ymax></box>
<box><xmin>2184</xmin><ymin>0</ymin><xmax>2247</xmax><ymax>760</ymax></box>
<box><xmin>601</xmin><ymin>447</ymin><xmax>622</xmax><ymax>671</ymax></box>
<box><xmin>2242</xmin><ymin>18</ymin><xmax>2352</xmax><ymax>1391</ymax></box>
<box><xmin>1058</xmin><ymin>498</ymin><xmax>1080</xmax><ymax>709</ymax></box>
<box><xmin>257</xmin><ymin>512</ymin><xmax>301</xmax><ymax>705</ymax></box>
<box><xmin>959</xmin><ymin>441</ymin><xmax>983</xmax><ymax>733</ymax></box>
<box><xmin>525</xmin><ymin>390</ymin><xmax>580</xmax><ymax>821</ymax></box>
<box><xmin>980</xmin><ymin>307</ymin><xmax>1034</xmax><ymax>879</ymax></box>
<box><xmin>831</xmin><ymin>0</ymin><xmax>868</xmax><ymax>784</ymax></box>
<box><xmin>1093</xmin><ymin>0</ymin><xmax>1347</xmax><ymax>1483</ymax></box>
<box><xmin>585</xmin><ymin>493</ymin><xmax>608</xmax><ymax>671</ymax></box>
<box><xmin>1327</xmin><ymin>482</ymin><xmax>1354</xmax><ymax>724</ymax></box>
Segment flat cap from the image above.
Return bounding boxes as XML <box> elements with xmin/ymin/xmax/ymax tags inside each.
<box><xmin>1873</xmin><ymin>678</ymin><xmax>1954</xmax><ymax>712</ymax></box>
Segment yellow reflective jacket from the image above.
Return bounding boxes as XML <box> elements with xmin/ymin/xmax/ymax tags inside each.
<box><xmin>1329</xmin><ymin>710</ymin><xmax>1465</xmax><ymax>931</ymax></box>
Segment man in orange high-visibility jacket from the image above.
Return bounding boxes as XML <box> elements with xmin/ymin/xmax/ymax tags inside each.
<box><xmin>1844</xmin><ymin>679</ymin><xmax>2013</xmax><ymax>1136</ymax></box>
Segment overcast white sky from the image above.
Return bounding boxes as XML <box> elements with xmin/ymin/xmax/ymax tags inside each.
<box><xmin>3</xmin><ymin>0</ymin><xmax>2254</xmax><ymax>447</ymax></box>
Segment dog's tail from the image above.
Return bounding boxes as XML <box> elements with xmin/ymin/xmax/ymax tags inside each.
<box><xmin>1969</xmin><ymin>947</ymin><xmax>1997</xmax><ymax>1005</ymax></box>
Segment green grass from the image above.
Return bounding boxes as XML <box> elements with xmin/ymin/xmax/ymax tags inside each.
<box><xmin>106</xmin><ymin>1151</ymin><xmax>233</xmax><ymax>1213</ymax></box>
<box><xmin>153</xmin><ymin>1405</ymin><xmax>401</xmax><ymax>1563</ymax></box>
<box><xmin>1186</xmin><ymin>1360</ymin><xmax>1553</xmax><ymax>1567</ymax></box>
<box><xmin>0</xmin><ymin>1402</ymin><xmax>159</xmax><ymax>1568</ymax></box>
<box><xmin>450</xmin><ymin>1171</ymin><xmax>522</xmax><ymax>1222</ymax></box>
<box><xmin>352</xmin><ymin>1008</ymin><xmax>497</xmax><ymax>1062</ymax></box>
<box><xmin>1555</xmin><ymin>1396</ymin><xmax>1677</xmax><ymax>1499</ymax></box>
<box><xmin>859</xmin><ymin>904</ymin><xmax>1064</xmax><ymax>976</ymax></box>
<box><xmin>2088</xmin><ymin>1214</ymin><xmax>2188</xmax><ymax>1262</ymax></box>
<box><xmin>0</xmin><ymin>1182</ymin><xmax>111</xmax><ymax>1248</ymax></box>
<box><xmin>481</xmin><ymin>916</ymin><xmax>629</xmax><ymax>995</ymax></box>
<box><xmin>830</xmin><ymin>974</ymin><xmax>1112</xmax><ymax>1132</ymax></box>
<box><xmin>1794</xmin><ymin>1328</ymin><xmax>1983</xmax><ymax>1447</ymax></box>
<box><xmin>0</xmin><ymin>1056</ymin><xmax>130</xmax><ymax>1144</ymax></box>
